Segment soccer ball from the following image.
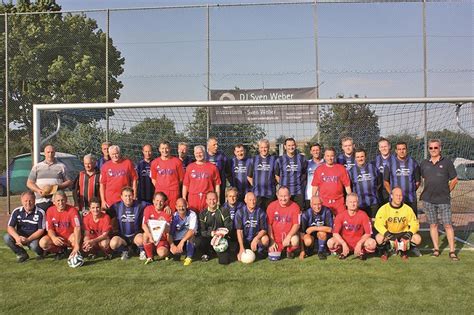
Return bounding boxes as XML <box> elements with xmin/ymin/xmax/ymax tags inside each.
<box><xmin>268</xmin><ymin>251</ymin><xmax>281</xmax><ymax>261</ymax></box>
<box><xmin>240</xmin><ymin>249</ymin><xmax>256</xmax><ymax>264</ymax></box>
<box><xmin>67</xmin><ymin>253</ymin><xmax>84</xmax><ymax>268</ymax></box>
<box><xmin>212</xmin><ymin>238</ymin><xmax>228</xmax><ymax>253</ymax></box>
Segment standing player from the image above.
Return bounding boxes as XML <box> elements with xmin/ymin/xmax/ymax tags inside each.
<box><xmin>82</xmin><ymin>197</ymin><xmax>112</xmax><ymax>259</ymax></box>
<box><xmin>195</xmin><ymin>191</ymin><xmax>234</xmax><ymax>264</ymax></box>
<box><xmin>169</xmin><ymin>198</ymin><xmax>198</xmax><ymax>266</ymax></box>
<box><xmin>336</xmin><ymin>137</ymin><xmax>356</xmax><ymax>171</ymax></box>
<box><xmin>235</xmin><ymin>192</ymin><xmax>269</xmax><ymax>261</ymax></box>
<box><xmin>4</xmin><ymin>191</ymin><xmax>45</xmax><ymax>262</ymax></box>
<box><xmin>375</xmin><ymin>187</ymin><xmax>422</xmax><ymax>261</ymax></box>
<box><xmin>136</xmin><ymin>144</ymin><xmax>155</xmax><ymax>203</ymax></box>
<box><xmin>305</xmin><ymin>143</ymin><xmax>325</xmax><ymax>210</ymax></box>
<box><xmin>275</xmin><ymin>138</ymin><xmax>308</xmax><ymax>211</ymax></box>
<box><xmin>108</xmin><ymin>187</ymin><xmax>148</xmax><ymax>260</ymax></box>
<box><xmin>39</xmin><ymin>191</ymin><xmax>81</xmax><ymax>259</ymax></box>
<box><xmin>374</xmin><ymin>137</ymin><xmax>393</xmax><ymax>204</ymax></box>
<box><xmin>229</xmin><ymin>144</ymin><xmax>252</xmax><ymax>201</ymax></box>
<box><xmin>247</xmin><ymin>139</ymin><xmax>277</xmax><ymax>211</ymax></box>
<box><xmin>150</xmin><ymin>141</ymin><xmax>184</xmax><ymax>210</ymax></box>
<box><xmin>267</xmin><ymin>187</ymin><xmax>300</xmax><ymax>259</ymax></box>
<box><xmin>73</xmin><ymin>154</ymin><xmax>100</xmax><ymax>214</ymax></box>
<box><xmin>96</xmin><ymin>141</ymin><xmax>111</xmax><ymax>170</ymax></box>
<box><xmin>327</xmin><ymin>193</ymin><xmax>376</xmax><ymax>260</ymax></box>
<box><xmin>182</xmin><ymin>145</ymin><xmax>221</xmax><ymax>213</ymax></box>
<box><xmin>100</xmin><ymin>145</ymin><xmax>138</xmax><ymax>209</ymax></box>
<box><xmin>142</xmin><ymin>192</ymin><xmax>173</xmax><ymax>264</ymax></box>
<box><xmin>312</xmin><ymin>147</ymin><xmax>351</xmax><ymax>216</ymax></box>
<box><xmin>349</xmin><ymin>148</ymin><xmax>381</xmax><ymax>218</ymax></box>
<box><xmin>206</xmin><ymin>137</ymin><xmax>228</xmax><ymax>205</ymax></box>
<box><xmin>177</xmin><ymin>142</ymin><xmax>194</xmax><ymax>172</ymax></box>
<box><xmin>383</xmin><ymin>142</ymin><xmax>421</xmax><ymax>215</ymax></box>
<box><xmin>299</xmin><ymin>196</ymin><xmax>333</xmax><ymax>260</ymax></box>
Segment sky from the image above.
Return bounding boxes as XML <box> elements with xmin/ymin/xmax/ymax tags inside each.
<box><xmin>37</xmin><ymin>1</ymin><xmax>474</xmax><ymax>138</ymax></box>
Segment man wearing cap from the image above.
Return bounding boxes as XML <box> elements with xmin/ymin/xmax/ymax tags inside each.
<box><xmin>27</xmin><ymin>144</ymin><xmax>73</xmax><ymax>211</ymax></box>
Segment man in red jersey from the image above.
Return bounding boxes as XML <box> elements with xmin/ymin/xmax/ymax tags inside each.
<box><xmin>39</xmin><ymin>191</ymin><xmax>81</xmax><ymax>259</ymax></box>
<box><xmin>267</xmin><ymin>186</ymin><xmax>300</xmax><ymax>259</ymax></box>
<box><xmin>142</xmin><ymin>192</ymin><xmax>173</xmax><ymax>264</ymax></box>
<box><xmin>150</xmin><ymin>141</ymin><xmax>184</xmax><ymax>210</ymax></box>
<box><xmin>100</xmin><ymin>145</ymin><xmax>138</xmax><ymax>209</ymax></box>
<box><xmin>82</xmin><ymin>197</ymin><xmax>112</xmax><ymax>259</ymax></box>
<box><xmin>327</xmin><ymin>193</ymin><xmax>376</xmax><ymax>260</ymax></box>
<box><xmin>182</xmin><ymin>145</ymin><xmax>221</xmax><ymax>213</ymax></box>
<box><xmin>312</xmin><ymin>147</ymin><xmax>351</xmax><ymax>216</ymax></box>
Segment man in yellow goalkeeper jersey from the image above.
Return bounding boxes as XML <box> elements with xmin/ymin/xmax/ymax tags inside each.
<box><xmin>375</xmin><ymin>187</ymin><xmax>422</xmax><ymax>261</ymax></box>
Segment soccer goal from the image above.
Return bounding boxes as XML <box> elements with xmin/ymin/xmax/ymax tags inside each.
<box><xmin>33</xmin><ymin>96</ymin><xmax>474</xmax><ymax>247</ymax></box>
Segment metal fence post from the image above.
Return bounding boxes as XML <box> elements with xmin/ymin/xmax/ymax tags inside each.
<box><xmin>422</xmin><ymin>0</ymin><xmax>428</xmax><ymax>159</ymax></box>
<box><xmin>313</xmin><ymin>1</ymin><xmax>320</xmax><ymax>143</ymax></box>
<box><xmin>105</xmin><ymin>9</ymin><xmax>110</xmax><ymax>142</ymax></box>
<box><xmin>4</xmin><ymin>12</ymin><xmax>10</xmax><ymax>213</ymax></box>
<box><xmin>206</xmin><ymin>5</ymin><xmax>211</xmax><ymax>139</ymax></box>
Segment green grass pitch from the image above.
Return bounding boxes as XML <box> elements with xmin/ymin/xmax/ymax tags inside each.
<box><xmin>1</xmin><ymin>245</ymin><xmax>473</xmax><ymax>314</ymax></box>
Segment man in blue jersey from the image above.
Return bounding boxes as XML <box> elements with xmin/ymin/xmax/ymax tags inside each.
<box><xmin>235</xmin><ymin>192</ymin><xmax>269</xmax><ymax>261</ymax></box>
<box><xmin>336</xmin><ymin>137</ymin><xmax>356</xmax><ymax>171</ymax></box>
<box><xmin>305</xmin><ymin>143</ymin><xmax>324</xmax><ymax>210</ymax></box>
<box><xmin>108</xmin><ymin>187</ymin><xmax>149</xmax><ymax>260</ymax></box>
<box><xmin>222</xmin><ymin>187</ymin><xmax>244</xmax><ymax>223</ymax></box>
<box><xmin>247</xmin><ymin>139</ymin><xmax>277</xmax><ymax>211</ymax></box>
<box><xmin>177</xmin><ymin>142</ymin><xmax>194</xmax><ymax>172</ymax></box>
<box><xmin>169</xmin><ymin>198</ymin><xmax>198</xmax><ymax>266</ymax></box>
<box><xmin>4</xmin><ymin>191</ymin><xmax>45</xmax><ymax>262</ymax></box>
<box><xmin>349</xmin><ymin>149</ymin><xmax>381</xmax><ymax>218</ymax></box>
<box><xmin>229</xmin><ymin>144</ymin><xmax>252</xmax><ymax>202</ymax></box>
<box><xmin>299</xmin><ymin>196</ymin><xmax>333</xmax><ymax>260</ymax></box>
<box><xmin>136</xmin><ymin>144</ymin><xmax>155</xmax><ymax>203</ymax></box>
<box><xmin>383</xmin><ymin>142</ymin><xmax>421</xmax><ymax>215</ymax></box>
<box><xmin>275</xmin><ymin>138</ymin><xmax>308</xmax><ymax>211</ymax></box>
<box><xmin>374</xmin><ymin>137</ymin><xmax>393</xmax><ymax>205</ymax></box>
<box><xmin>206</xmin><ymin>137</ymin><xmax>229</xmax><ymax>205</ymax></box>
<box><xmin>96</xmin><ymin>141</ymin><xmax>111</xmax><ymax>170</ymax></box>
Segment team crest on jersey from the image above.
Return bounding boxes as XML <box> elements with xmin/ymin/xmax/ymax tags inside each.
<box><xmin>33</xmin><ymin>214</ymin><xmax>39</xmax><ymax>221</ymax></box>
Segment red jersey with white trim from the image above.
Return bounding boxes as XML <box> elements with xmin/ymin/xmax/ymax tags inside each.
<box><xmin>183</xmin><ymin>162</ymin><xmax>221</xmax><ymax>195</ymax></box>
<box><xmin>150</xmin><ymin>157</ymin><xmax>184</xmax><ymax>192</ymax></box>
<box><xmin>46</xmin><ymin>205</ymin><xmax>81</xmax><ymax>240</ymax></box>
<box><xmin>100</xmin><ymin>159</ymin><xmax>138</xmax><ymax>206</ymax></box>
<box><xmin>83</xmin><ymin>212</ymin><xmax>112</xmax><ymax>240</ymax></box>
<box><xmin>332</xmin><ymin>210</ymin><xmax>372</xmax><ymax>250</ymax></box>
<box><xmin>143</xmin><ymin>205</ymin><xmax>172</xmax><ymax>242</ymax></box>
<box><xmin>312</xmin><ymin>164</ymin><xmax>350</xmax><ymax>201</ymax></box>
<box><xmin>267</xmin><ymin>200</ymin><xmax>300</xmax><ymax>244</ymax></box>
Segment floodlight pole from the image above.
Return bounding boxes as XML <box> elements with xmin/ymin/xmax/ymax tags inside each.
<box><xmin>206</xmin><ymin>5</ymin><xmax>211</xmax><ymax>139</ymax></box>
<box><xmin>313</xmin><ymin>1</ymin><xmax>321</xmax><ymax>143</ymax></box>
<box><xmin>105</xmin><ymin>9</ymin><xmax>110</xmax><ymax>142</ymax></box>
<box><xmin>4</xmin><ymin>13</ymin><xmax>11</xmax><ymax>213</ymax></box>
<box><xmin>422</xmin><ymin>0</ymin><xmax>428</xmax><ymax>159</ymax></box>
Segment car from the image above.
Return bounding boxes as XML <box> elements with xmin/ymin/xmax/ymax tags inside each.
<box><xmin>0</xmin><ymin>152</ymin><xmax>84</xmax><ymax>196</ymax></box>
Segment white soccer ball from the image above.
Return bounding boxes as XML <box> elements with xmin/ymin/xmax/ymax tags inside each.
<box><xmin>212</xmin><ymin>238</ymin><xmax>229</xmax><ymax>253</ymax></box>
<box><xmin>240</xmin><ymin>249</ymin><xmax>256</xmax><ymax>264</ymax></box>
<box><xmin>67</xmin><ymin>253</ymin><xmax>84</xmax><ymax>268</ymax></box>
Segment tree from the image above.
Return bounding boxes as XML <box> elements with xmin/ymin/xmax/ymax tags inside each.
<box><xmin>0</xmin><ymin>0</ymin><xmax>124</xmax><ymax>143</ymax></box>
<box><xmin>186</xmin><ymin>108</ymin><xmax>266</xmax><ymax>156</ymax></box>
<box><xmin>318</xmin><ymin>94</ymin><xmax>380</xmax><ymax>158</ymax></box>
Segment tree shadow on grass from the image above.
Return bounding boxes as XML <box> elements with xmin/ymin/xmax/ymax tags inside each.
<box><xmin>272</xmin><ymin>305</ymin><xmax>303</xmax><ymax>315</ymax></box>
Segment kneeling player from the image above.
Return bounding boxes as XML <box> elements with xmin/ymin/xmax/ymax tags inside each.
<box><xmin>108</xmin><ymin>187</ymin><xmax>148</xmax><ymax>260</ymax></box>
<box><xmin>235</xmin><ymin>192</ymin><xmax>269</xmax><ymax>261</ymax></box>
<box><xmin>375</xmin><ymin>187</ymin><xmax>422</xmax><ymax>261</ymax></box>
<box><xmin>39</xmin><ymin>191</ymin><xmax>81</xmax><ymax>259</ymax></box>
<box><xmin>169</xmin><ymin>198</ymin><xmax>198</xmax><ymax>266</ymax></box>
<box><xmin>299</xmin><ymin>196</ymin><xmax>333</xmax><ymax>260</ymax></box>
<box><xmin>82</xmin><ymin>198</ymin><xmax>112</xmax><ymax>259</ymax></box>
<box><xmin>327</xmin><ymin>193</ymin><xmax>376</xmax><ymax>260</ymax></box>
<box><xmin>267</xmin><ymin>187</ymin><xmax>300</xmax><ymax>259</ymax></box>
<box><xmin>142</xmin><ymin>192</ymin><xmax>172</xmax><ymax>264</ymax></box>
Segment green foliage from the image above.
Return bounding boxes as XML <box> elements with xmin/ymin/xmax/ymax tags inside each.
<box><xmin>186</xmin><ymin>108</ymin><xmax>266</xmax><ymax>156</ymax></box>
<box><xmin>0</xmin><ymin>0</ymin><xmax>124</xmax><ymax>138</ymax></box>
<box><xmin>319</xmin><ymin>95</ymin><xmax>380</xmax><ymax>158</ymax></box>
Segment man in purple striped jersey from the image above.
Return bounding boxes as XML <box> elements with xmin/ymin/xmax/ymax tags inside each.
<box><xmin>275</xmin><ymin>138</ymin><xmax>307</xmax><ymax>211</ymax></box>
<box><xmin>374</xmin><ymin>137</ymin><xmax>393</xmax><ymax>205</ymax></box>
<box><xmin>247</xmin><ymin>139</ymin><xmax>277</xmax><ymax>211</ymax></box>
<box><xmin>336</xmin><ymin>137</ymin><xmax>356</xmax><ymax>171</ymax></box>
<box><xmin>136</xmin><ymin>144</ymin><xmax>155</xmax><ymax>203</ymax></box>
<box><xmin>349</xmin><ymin>149</ymin><xmax>382</xmax><ymax>218</ymax></box>
<box><xmin>229</xmin><ymin>144</ymin><xmax>252</xmax><ymax>202</ymax></box>
<box><xmin>305</xmin><ymin>143</ymin><xmax>325</xmax><ymax>210</ymax></box>
<box><xmin>383</xmin><ymin>142</ymin><xmax>421</xmax><ymax>215</ymax></box>
<box><xmin>206</xmin><ymin>137</ymin><xmax>229</xmax><ymax>205</ymax></box>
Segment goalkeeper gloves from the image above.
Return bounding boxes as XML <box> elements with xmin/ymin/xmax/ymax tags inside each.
<box><xmin>401</xmin><ymin>232</ymin><xmax>413</xmax><ymax>240</ymax></box>
<box><xmin>384</xmin><ymin>231</ymin><xmax>395</xmax><ymax>240</ymax></box>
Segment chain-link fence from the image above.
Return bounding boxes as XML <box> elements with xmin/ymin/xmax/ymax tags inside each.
<box><xmin>1</xmin><ymin>1</ymin><xmax>473</xmax><ymax>229</ymax></box>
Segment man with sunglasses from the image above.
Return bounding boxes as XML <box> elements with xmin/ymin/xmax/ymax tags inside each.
<box><xmin>420</xmin><ymin>139</ymin><xmax>459</xmax><ymax>261</ymax></box>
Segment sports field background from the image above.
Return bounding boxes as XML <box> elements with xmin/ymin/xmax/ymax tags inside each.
<box><xmin>0</xmin><ymin>232</ymin><xmax>472</xmax><ymax>314</ymax></box>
